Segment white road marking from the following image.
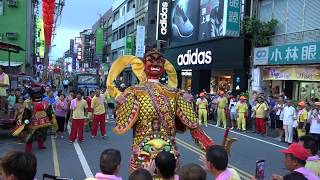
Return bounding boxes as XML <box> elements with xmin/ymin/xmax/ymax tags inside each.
<box><xmin>67</xmin><ymin>125</ymin><xmax>94</xmax><ymax>178</ymax></box>
<box><xmin>208</xmin><ymin>123</ymin><xmax>287</xmax><ymax>149</ymax></box>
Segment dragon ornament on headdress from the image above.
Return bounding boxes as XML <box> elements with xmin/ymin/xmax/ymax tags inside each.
<box><xmin>107</xmin><ymin>49</ymin><xmax>236</xmax><ymax>172</ymax></box>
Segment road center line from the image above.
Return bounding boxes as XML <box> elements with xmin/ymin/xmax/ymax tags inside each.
<box><xmin>208</xmin><ymin>123</ymin><xmax>287</xmax><ymax>149</ymax></box>
<box><xmin>51</xmin><ymin>135</ymin><xmax>61</xmax><ymax>176</ymax></box>
<box><xmin>67</xmin><ymin>125</ymin><xmax>94</xmax><ymax>178</ymax></box>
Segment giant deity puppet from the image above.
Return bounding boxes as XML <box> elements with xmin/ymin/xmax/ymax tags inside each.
<box><xmin>12</xmin><ymin>87</ymin><xmax>55</xmax><ymax>151</ymax></box>
<box><xmin>107</xmin><ymin>49</ymin><xmax>236</xmax><ymax>172</ymax></box>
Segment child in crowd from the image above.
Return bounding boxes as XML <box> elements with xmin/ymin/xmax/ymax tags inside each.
<box><xmin>178</xmin><ymin>163</ymin><xmax>206</xmax><ymax>180</ymax></box>
<box><xmin>14</xmin><ymin>97</ymin><xmax>24</xmax><ymax>120</ymax></box>
<box><xmin>7</xmin><ymin>90</ymin><xmax>16</xmax><ymax>119</ymax></box>
<box><xmin>129</xmin><ymin>169</ymin><xmax>152</xmax><ymax>180</ymax></box>
<box><xmin>86</xmin><ymin>149</ymin><xmax>122</xmax><ymax>180</ymax></box>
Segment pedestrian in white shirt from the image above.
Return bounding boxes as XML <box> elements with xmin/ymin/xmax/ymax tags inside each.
<box><xmin>309</xmin><ymin>102</ymin><xmax>320</xmax><ymax>144</ymax></box>
<box><xmin>274</xmin><ymin>96</ymin><xmax>285</xmax><ymax>141</ymax></box>
<box><xmin>229</xmin><ymin>96</ymin><xmax>237</xmax><ymax>130</ymax></box>
<box><xmin>282</xmin><ymin>100</ymin><xmax>296</xmax><ymax>144</ymax></box>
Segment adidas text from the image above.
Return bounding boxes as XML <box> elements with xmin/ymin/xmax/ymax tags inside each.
<box><xmin>159</xmin><ymin>2</ymin><xmax>168</xmax><ymax>35</ymax></box>
<box><xmin>177</xmin><ymin>49</ymin><xmax>212</xmax><ymax>66</ymax></box>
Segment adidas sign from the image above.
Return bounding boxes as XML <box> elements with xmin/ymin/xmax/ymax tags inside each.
<box><xmin>159</xmin><ymin>2</ymin><xmax>168</xmax><ymax>35</ymax></box>
<box><xmin>177</xmin><ymin>48</ymin><xmax>212</xmax><ymax>66</ymax></box>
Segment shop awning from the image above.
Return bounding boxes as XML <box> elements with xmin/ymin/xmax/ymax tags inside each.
<box><xmin>0</xmin><ymin>42</ymin><xmax>24</xmax><ymax>53</ymax></box>
<box><xmin>0</xmin><ymin>61</ymin><xmax>24</xmax><ymax>66</ymax></box>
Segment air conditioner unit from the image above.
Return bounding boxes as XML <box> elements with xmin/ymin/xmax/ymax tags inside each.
<box><xmin>7</xmin><ymin>0</ymin><xmax>17</xmax><ymax>7</ymax></box>
<box><xmin>6</xmin><ymin>32</ymin><xmax>18</xmax><ymax>40</ymax></box>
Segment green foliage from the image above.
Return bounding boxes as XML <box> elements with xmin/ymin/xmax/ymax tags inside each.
<box><xmin>240</xmin><ymin>91</ymin><xmax>249</xmax><ymax>99</ymax></box>
<box><xmin>242</xmin><ymin>17</ymin><xmax>278</xmax><ymax>47</ymax></box>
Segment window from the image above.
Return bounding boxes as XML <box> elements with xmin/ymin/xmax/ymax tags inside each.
<box><xmin>114</xmin><ymin>11</ymin><xmax>120</xmax><ymax>21</ymax></box>
<box><xmin>112</xmin><ymin>32</ymin><xmax>118</xmax><ymax>41</ymax></box>
<box><xmin>121</xmin><ymin>6</ymin><xmax>126</xmax><ymax>16</ymax></box>
<box><xmin>127</xmin><ymin>0</ymin><xmax>135</xmax><ymax>12</ymax></box>
<box><xmin>119</xmin><ymin>27</ymin><xmax>126</xmax><ymax>39</ymax></box>
<box><xmin>127</xmin><ymin>22</ymin><xmax>135</xmax><ymax>34</ymax></box>
<box><xmin>107</xmin><ymin>17</ymin><xmax>113</xmax><ymax>27</ymax></box>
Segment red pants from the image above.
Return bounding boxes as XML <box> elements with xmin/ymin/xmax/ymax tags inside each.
<box><xmin>255</xmin><ymin>118</ymin><xmax>266</xmax><ymax>134</ymax></box>
<box><xmin>69</xmin><ymin>119</ymin><xmax>85</xmax><ymax>142</ymax></box>
<box><xmin>91</xmin><ymin>113</ymin><xmax>106</xmax><ymax>136</ymax></box>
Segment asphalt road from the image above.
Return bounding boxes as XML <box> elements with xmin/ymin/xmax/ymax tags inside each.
<box><xmin>0</xmin><ymin>121</ymin><xmax>290</xmax><ymax>180</ymax></box>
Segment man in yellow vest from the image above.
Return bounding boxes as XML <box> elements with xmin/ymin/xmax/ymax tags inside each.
<box><xmin>236</xmin><ymin>96</ymin><xmax>248</xmax><ymax>131</ymax></box>
<box><xmin>196</xmin><ymin>92</ymin><xmax>208</xmax><ymax>127</ymax></box>
<box><xmin>216</xmin><ymin>91</ymin><xmax>228</xmax><ymax>129</ymax></box>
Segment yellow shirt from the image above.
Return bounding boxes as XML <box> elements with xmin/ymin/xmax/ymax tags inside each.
<box><xmin>217</xmin><ymin>97</ymin><xmax>228</xmax><ymax>108</ymax></box>
<box><xmin>298</xmin><ymin>109</ymin><xmax>308</xmax><ymax>123</ymax></box>
<box><xmin>0</xmin><ymin>73</ymin><xmax>9</xmax><ymax>96</ymax></box>
<box><xmin>305</xmin><ymin>159</ymin><xmax>320</xmax><ymax>176</ymax></box>
<box><xmin>91</xmin><ymin>95</ymin><xmax>106</xmax><ymax>115</ymax></box>
<box><xmin>71</xmin><ymin>99</ymin><xmax>87</xmax><ymax>119</ymax></box>
<box><xmin>236</xmin><ymin>102</ymin><xmax>248</xmax><ymax>113</ymax></box>
<box><xmin>254</xmin><ymin>103</ymin><xmax>268</xmax><ymax>118</ymax></box>
<box><xmin>196</xmin><ymin>98</ymin><xmax>208</xmax><ymax>109</ymax></box>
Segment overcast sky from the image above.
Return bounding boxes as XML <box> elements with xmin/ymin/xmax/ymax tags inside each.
<box><xmin>50</xmin><ymin>0</ymin><xmax>112</xmax><ymax>60</ymax></box>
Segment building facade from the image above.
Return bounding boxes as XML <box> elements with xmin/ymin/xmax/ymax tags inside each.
<box><xmin>0</xmin><ymin>0</ymin><xmax>35</xmax><ymax>73</ymax></box>
<box><xmin>163</xmin><ymin>0</ymin><xmax>250</xmax><ymax>94</ymax></box>
<box><xmin>252</xmin><ymin>0</ymin><xmax>320</xmax><ymax>101</ymax></box>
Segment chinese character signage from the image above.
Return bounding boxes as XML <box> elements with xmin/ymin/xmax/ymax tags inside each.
<box><xmin>254</xmin><ymin>42</ymin><xmax>320</xmax><ymax>65</ymax></box>
<box><xmin>263</xmin><ymin>67</ymin><xmax>320</xmax><ymax>81</ymax></box>
<box><xmin>135</xmin><ymin>25</ymin><xmax>145</xmax><ymax>58</ymax></box>
<box><xmin>224</xmin><ymin>0</ymin><xmax>241</xmax><ymax>37</ymax></box>
<box><xmin>95</xmin><ymin>27</ymin><xmax>104</xmax><ymax>55</ymax></box>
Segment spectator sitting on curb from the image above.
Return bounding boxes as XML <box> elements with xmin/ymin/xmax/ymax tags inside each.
<box><xmin>0</xmin><ymin>151</ymin><xmax>37</xmax><ymax>180</ymax></box>
<box><xmin>85</xmin><ymin>149</ymin><xmax>122</xmax><ymax>180</ymax></box>
<box><xmin>129</xmin><ymin>169</ymin><xmax>152</xmax><ymax>180</ymax></box>
<box><xmin>271</xmin><ymin>143</ymin><xmax>319</xmax><ymax>180</ymax></box>
<box><xmin>178</xmin><ymin>163</ymin><xmax>207</xmax><ymax>180</ymax></box>
<box><xmin>298</xmin><ymin>136</ymin><xmax>320</xmax><ymax>176</ymax></box>
<box><xmin>200</xmin><ymin>145</ymin><xmax>241</xmax><ymax>180</ymax></box>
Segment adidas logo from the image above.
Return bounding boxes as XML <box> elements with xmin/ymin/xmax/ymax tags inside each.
<box><xmin>177</xmin><ymin>48</ymin><xmax>212</xmax><ymax>66</ymax></box>
<box><xmin>159</xmin><ymin>2</ymin><xmax>169</xmax><ymax>35</ymax></box>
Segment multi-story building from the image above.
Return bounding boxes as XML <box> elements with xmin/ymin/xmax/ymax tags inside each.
<box><xmin>0</xmin><ymin>0</ymin><xmax>36</xmax><ymax>74</ymax></box>
<box><xmin>79</xmin><ymin>29</ymin><xmax>92</xmax><ymax>68</ymax></box>
<box><xmin>135</xmin><ymin>0</ymin><xmax>158</xmax><ymax>48</ymax></box>
<box><xmin>111</xmin><ymin>0</ymin><xmax>136</xmax><ymax>60</ymax></box>
<box><xmin>252</xmin><ymin>0</ymin><xmax>320</xmax><ymax>100</ymax></box>
<box><xmin>92</xmin><ymin>8</ymin><xmax>113</xmax><ymax>66</ymax></box>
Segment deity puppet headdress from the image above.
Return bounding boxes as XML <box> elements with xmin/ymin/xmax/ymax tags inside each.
<box><xmin>106</xmin><ymin>49</ymin><xmax>178</xmax><ymax>97</ymax></box>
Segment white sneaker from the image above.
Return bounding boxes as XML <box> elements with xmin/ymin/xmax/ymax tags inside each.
<box><xmin>230</xmin><ymin>127</ymin><xmax>234</xmax><ymax>130</ymax></box>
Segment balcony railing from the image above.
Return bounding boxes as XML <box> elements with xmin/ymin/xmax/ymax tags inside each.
<box><xmin>270</xmin><ymin>29</ymin><xmax>320</xmax><ymax>46</ymax></box>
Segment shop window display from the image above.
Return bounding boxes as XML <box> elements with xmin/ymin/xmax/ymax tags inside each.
<box><xmin>299</xmin><ymin>82</ymin><xmax>320</xmax><ymax>102</ymax></box>
<box><xmin>210</xmin><ymin>76</ymin><xmax>232</xmax><ymax>93</ymax></box>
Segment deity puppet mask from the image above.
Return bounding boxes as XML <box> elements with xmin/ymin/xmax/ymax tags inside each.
<box><xmin>106</xmin><ymin>49</ymin><xmax>178</xmax><ymax>97</ymax></box>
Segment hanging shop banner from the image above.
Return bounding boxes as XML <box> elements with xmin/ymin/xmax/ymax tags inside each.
<box><xmin>223</xmin><ymin>0</ymin><xmax>241</xmax><ymax>37</ymax></box>
<box><xmin>125</xmin><ymin>36</ymin><xmax>133</xmax><ymax>55</ymax></box>
<box><xmin>135</xmin><ymin>25</ymin><xmax>145</xmax><ymax>57</ymax></box>
<box><xmin>95</xmin><ymin>27</ymin><xmax>104</xmax><ymax>55</ymax></box>
<box><xmin>263</xmin><ymin>67</ymin><xmax>320</xmax><ymax>81</ymax></box>
<box><xmin>254</xmin><ymin>41</ymin><xmax>320</xmax><ymax>65</ymax></box>
<box><xmin>156</xmin><ymin>0</ymin><xmax>171</xmax><ymax>41</ymax></box>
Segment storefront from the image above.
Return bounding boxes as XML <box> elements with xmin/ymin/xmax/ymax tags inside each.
<box><xmin>253</xmin><ymin>41</ymin><xmax>320</xmax><ymax>101</ymax></box>
<box><xmin>164</xmin><ymin>38</ymin><xmax>248</xmax><ymax>94</ymax></box>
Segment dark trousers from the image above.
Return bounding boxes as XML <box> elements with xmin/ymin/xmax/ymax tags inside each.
<box><xmin>56</xmin><ymin>116</ymin><xmax>66</xmax><ymax>132</ymax></box>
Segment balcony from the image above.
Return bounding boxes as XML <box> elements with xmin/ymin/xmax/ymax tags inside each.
<box><xmin>269</xmin><ymin>29</ymin><xmax>320</xmax><ymax>46</ymax></box>
<box><xmin>112</xmin><ymin>9</ymin><xmax>135</xmax><ymax>30</ymax></box>
<box><xmin>111</xmin><ymin>37</ymin><xmax>126</xmax><ymax>50</ymax></box>
<box><xmin>112</xmin><ymin>0</ymin><xmax>126</xmax><ymax>11</ymax></box>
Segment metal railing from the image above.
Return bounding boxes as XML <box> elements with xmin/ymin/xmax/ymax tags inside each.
<box><xmin>269</xmin><ymin>29</ymin><xmax>320</xmax><ymax>45</ymax></box>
